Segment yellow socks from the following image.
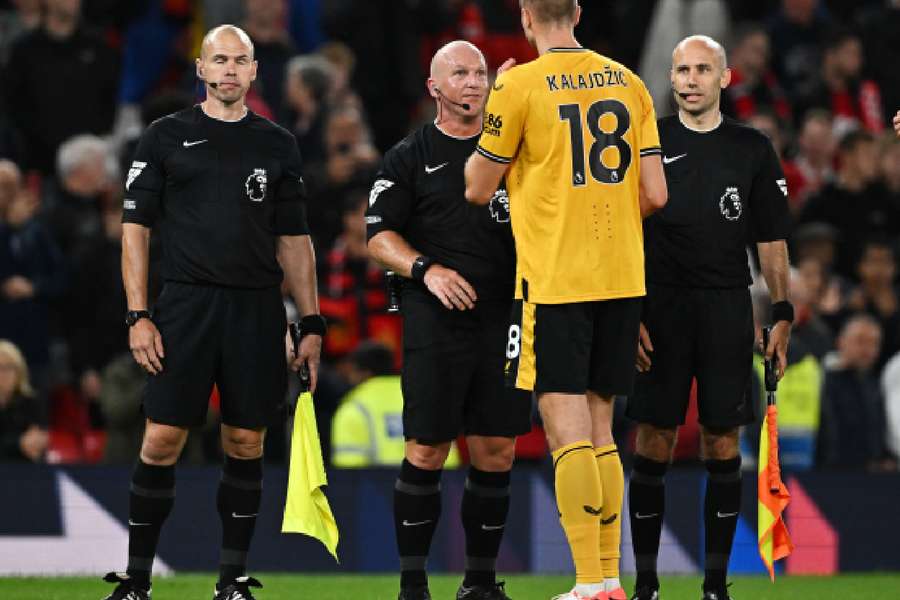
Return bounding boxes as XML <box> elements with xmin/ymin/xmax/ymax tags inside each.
<box><xmin>552</xmin><ymin>441</ymin><xmax>604</xmax><ymax>584</ymax></box>
<box><xmin>595</xmin><ymin>444</ymin><xmax>624</xmax><ymax>580</ymax></box>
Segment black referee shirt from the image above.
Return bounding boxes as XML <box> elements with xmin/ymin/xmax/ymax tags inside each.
<box><xmin>645</xmin><ymin>115</ymin><xmax>791</xmax><ymax>289</ymax></box>
<box><xmin>366</xmin><ymin>123</ymin><xmax>515</xmax><ymax>302</ymax></box>
<box><xmin>122</xmin><ymin>106</ymin><xmax>309</xmax><ymax>289</ymax></box>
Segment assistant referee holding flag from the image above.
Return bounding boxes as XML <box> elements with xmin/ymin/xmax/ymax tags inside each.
<box><xmin>101</xmin><ymin>25</ymin><xmax>324</xmax><ymax>600</ymax></box>
<box><xmin>626</xmin><ymin>36</ymin><xmax>792</xmax><ymax>600</ymax></box>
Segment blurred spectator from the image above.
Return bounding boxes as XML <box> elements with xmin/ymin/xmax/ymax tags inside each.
<box><xmin>747</xmin><ymin>110</ymin><xmax>788</xmax><ymax>157</ymax></box>
<box><xmin>322</xmin><ymin>0</ymin><xmax>425</xmax><ymax>151</ymax></box>
<box><xmin>846</xmin><ymin>239</ymin><xmax>900</xmax><ymax>370</ymax></box>
<box><xmin>722</xmin><ymin>23</ymin><xmax>792</xmax><ymax>124</ymax></box>
<box><xmin>767</xmin><ymin>0</ymin><xmax>832</xmax><ymax>98</ymax></box>
<box><xmin>243</xmin><ymin>0</ymin><xmax>295</xmax><ymax>117</ymax></box>
<box><xmin>0</xmin><ymin>0</ymin><xmax>40</xmax><ymax>65</ymax></box>
<box><xmin>0</xmin><ymin>159</ymin><xmax>66</xmax><ymax>409</ymax></box>
<box><xmin>639</xmin><ymin>0</ymin><xmax>730</xmax><ymax>114</ymax></box>
<box><xmin>96</xmin><ymin>352</ymin><xmax>143</xmax><ymax>462</ymax></box>
<box><xmin>879</xmin><ymin>130</ymin><xmax>900</xmax><ymax>212</ymax></box>
<box><xmin>858</xmin><ymin>0</ymin><xmax>900</xmax><ymax>125</ymax></box>
<box><xmin>319</xmin><ymin>188</ymin><xmax>399</xmax><ymax>361</ymax></box>
<box><xmin>2</xmin><ymin>0</ymin><xmax>120</xmax><ymax>174</ymax></box>
<box><xmin>782</xmin><ymin>109</ymin><xmax>836</xmax><ymax>211</ymax></box>
<box><xmin>791</xmin><ymin>258</ymin><xmax>836</xmax><ymax>359</ymax></box>
<box><xmin>795</xmin><ymin>28</ymin><xmax>884</xmax><ymax>138</ymax></box>
<box><xmin>283</xmin><ymin>54</ymin><xmax>331</xmax><ymax>165</ymax></box>
<box><xmin>882</xmin><ymin>349</ymin><xmax>900</xmax><ymax>465</ymax></box>
<box><xmin>0</xmin><ymin>339</ymin><xmax>47</xmax><ymax>462</ymax></box>
<box><xmin>798</xmin><ymin>130</ymin><xmax>896</xmax><ymax>277</ymax></box>
<box><xmin>318</xmin><ymin>41</ymin><xmax>360</xmax><ymax>108</ymax></box>
<box><xmin>331</xmin><ymin>340</ymin><xmax>460</xmax><ymax>468</ymax></box>
<box><xmin>64</xmin><ymin>205</ymin><xmax>137</xmax><ymax>408</ymax></box>
<box><xmin>817</xmin><ymin>314</ymin><xmax>895</xmax><ymax>470</ymax></box>
<box><xmin>42</xmin><ymin>134</ymin><xmax>116</xmax><ymax>258</ymax></box>
<box><xmin>306</xmin><ymin>104</ymin><xmax>379</xmax><ymax>251</ymax></box>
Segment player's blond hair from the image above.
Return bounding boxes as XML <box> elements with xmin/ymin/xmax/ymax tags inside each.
<box><xmin>519</xmin><ymin>0</ymin><xmax>578</xmax><ymax>25</ymax></box>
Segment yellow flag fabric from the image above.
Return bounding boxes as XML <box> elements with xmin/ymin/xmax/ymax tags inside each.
<box><xmin>282</xmin><ymin>391</ymin><xmax>339</xmax><ymax>561</ymax></box>
<box><xmin>758</xmin><ymin>406</ymin><xmax>793</xmax><ymax>580</ymax></box>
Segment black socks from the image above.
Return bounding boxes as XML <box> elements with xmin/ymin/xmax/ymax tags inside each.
<box><xmin>127</xmin><ymin>460</ymin><xmax>176</xmax><ymax>591</ymax></box>
<box><xmin>216</xmin><ymin>456</ymin><xmax>263</xmax><ymax>588</ymax></box>
<box><xmin>394</xmin><ymin>459</ymin><xmax>443</xmax><ymax>590</ymax></box>
<box><xmin>461</xmin><ymin>467</ymin><xmax>511</xmax><ymax>587</ymax></box>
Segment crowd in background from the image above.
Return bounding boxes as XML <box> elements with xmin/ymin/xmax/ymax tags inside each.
<box><xmin>1</xmin><ymin>0</ymin><xmax>899</xmax><ymax>473</ymax></box>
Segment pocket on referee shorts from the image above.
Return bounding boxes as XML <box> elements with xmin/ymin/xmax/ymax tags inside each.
<box><xmin>505</xmin><ymin>299</ymin><xmax>537</xmax><ymax>391</ymax></box>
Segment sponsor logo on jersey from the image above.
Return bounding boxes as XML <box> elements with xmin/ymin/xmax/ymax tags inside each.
<box><xmin>126</xmin><ymin>161</ymin><xmax>146</xmax><ymax>191</ymax></box>
<box><xmin>245</xmin><ymin>168</ymin><xmax>267</xmax><ymax>202</ymax></box>
<box><xmin>719</xmin><ymin>186</ymin><xmax>742</xmax><ymax>221</ymax></box>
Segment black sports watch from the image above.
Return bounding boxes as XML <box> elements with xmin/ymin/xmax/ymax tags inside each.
<box><xmin>410</xmin><ymin>255</ymin><xmax>435</xmax><ymax>283</ymax></box>
<box><xmin>125</xmin><ymin>310</ymin><xmax>152</xmax><ymax>327</ymax></box>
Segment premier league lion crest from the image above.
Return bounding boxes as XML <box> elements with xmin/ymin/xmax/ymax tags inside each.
<box><xmin>719</xmin><ymin>186</ymin><xmax>742</xmax><ymax>221</ymax></box>
<box><xmin>489</xmin><ymin>188</ymin><xmax>510</xmax><ymax>223</ymax></box>
<box><xmin>245</xmin><ymin>168</ymin><xmax>267</xmax><ymax>202</ymax></box>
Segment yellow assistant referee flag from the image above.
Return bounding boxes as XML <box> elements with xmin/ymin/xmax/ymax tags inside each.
<box><xmin>282</xmin><ymin>391</ymin><xmax>339</xmax><ymax>561</ymax></box>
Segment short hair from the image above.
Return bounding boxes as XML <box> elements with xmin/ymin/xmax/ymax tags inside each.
<box><xmin>285</xmin><ymin>55</ymin><xmax>332</xmax><ymax>104</ymax></box>
<box><xmin>520</xmin><ymin>0</ymin><xmax>578</xmax><ymax>25</ymax></box>
<box><xmin>823</xmin><ymin>27</ymin><xmax>860</xmax><ymax>54</ymax></box>
<box><xmin>838</xmin><ymin>129</ymin><xmax>874</xmax><ymax>154</ymax></box>
<box><xmin>56</xmin><ymin>134</ymin><xmax>111</xmax><ymax>179</ymax></box>
<box><xmin>800</xmin><ymin>108</ymin><xmax>833</xmax><ymax>130</ymax></box>
<box><xmin>729</xmin><ymin>22</ymin><xmax>768</xmax><ymax>51</ymax></box>
<box><xmin>350</xmin><ymin>341</ymin><xmax>395</xmax><ymax>376</ymax></box>
<box><xmin>202</xmin><ymin>24</ymin><xmax>254</xmax><ymax>59</ymax></box>
<box><xmin>0</xmin><ymin>339</ymin><xmax>34</xmax><ymax>398</ymax></box>
<box><xmin>839</xmin><ymin>313</ymin><xmax>881</xmax><ymax>339</ymax></box>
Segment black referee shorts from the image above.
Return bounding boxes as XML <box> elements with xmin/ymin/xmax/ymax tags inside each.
<box><xmin>401</xmin><ymin>296</ymin><xmax>532</xmax><ymax>443</ymax></box>
<box><xmin>142</xmin><ymin>281</ymin><xmax>288</xmax><ymax>429</ymax></box>
<box><xmin>627</xmin><ymin>284</ymin><xmax>755</xmax><ymax>429</ymax></box>
<box><xmin>505</xmin><ymin>297</ymin><xmax>643</xmax><ymax>396</ymax></box>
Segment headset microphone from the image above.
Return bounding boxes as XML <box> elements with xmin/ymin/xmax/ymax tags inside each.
<box><xmin>208</xmin><ymin>81</ymin><xmax>218</xmax><ymax>88</ymax></box>
<box><xmin>434</xmin><ymin>87</ymin><xmax>471</xmax><ymax>111</ymax></box>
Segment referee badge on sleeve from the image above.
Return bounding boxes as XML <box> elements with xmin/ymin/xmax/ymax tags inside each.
<box><xmin>719</xmin><ymin>186</ymin><xmax>742</xmax><ymax>221</ymax></box>
<box><xmin>245</xmin><ymin>168</ymin><xmax>267</xmax><ymax>202</ymax></box>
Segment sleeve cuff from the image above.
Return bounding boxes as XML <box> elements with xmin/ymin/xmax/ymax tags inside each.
<box><xmin>476</xmin><ymin>145</ymin><xmax>512</xmax><ymax>164</ymax></box>
<box><xmin>640</xmin><ymin>146</ymin><xmax>662</xmax><ymax>157</ymax></box>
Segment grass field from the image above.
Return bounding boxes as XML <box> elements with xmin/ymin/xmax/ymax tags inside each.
<box><xmin>0</xmin><ymin>573</ymin><xmax>896</xmax><ymax>600</ymax></box>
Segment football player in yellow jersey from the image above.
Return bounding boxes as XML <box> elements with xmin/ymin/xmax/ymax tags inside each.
<box><xmin>464</xmin><ymin>2</ymin><xmax>667</xmax><ymax>600</ymax></box>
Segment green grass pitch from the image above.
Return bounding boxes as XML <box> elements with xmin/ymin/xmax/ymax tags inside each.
<box><xmin>1</xmin><ymin>573</ymin><xmax>896</xmax><ymax>600</ymax></box>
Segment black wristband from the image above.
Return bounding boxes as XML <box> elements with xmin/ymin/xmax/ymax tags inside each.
<box><xmin>410</xmin><ymin>255</ymin><xmax>435</xmax><ymax>283</ymax></box>
<box><xmin>300</xmin><ymin>314</ymin><xmax>327</xmax><ymax>336</ymax></box>
<box><xmin>771</xmin><ymin>301</ymin><xmax>794</xmax><ymax>324</ymax></box>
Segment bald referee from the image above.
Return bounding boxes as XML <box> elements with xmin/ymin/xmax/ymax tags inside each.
<box><xmin>367</xmin><ymin>41</ymin><xmax>529</xmax><ymax>600</ymax></box>
<box><xmin>627</xmin><ymin>36</ymin><xmax>792</xmax><ymax>600</ymax></box>
<box><xmin>100</xmin><ymin>25</ymin><xmax>324</xmax><ymax>600</ymax></box>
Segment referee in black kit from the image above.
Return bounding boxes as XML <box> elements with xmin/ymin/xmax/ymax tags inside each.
<box><xmin>101</xmin><ymin>26</ymin><xmax>324</xmax><ymax>600</ymax></box>
<box><xmin>626</xmin><ymin>36</ymin><xmax>792</xmax><ymax>600</ymax></box>
<box><xmin>366</xmin><ymin>41</ymin><xmax>530</xmax><ymax>600</ymax></box>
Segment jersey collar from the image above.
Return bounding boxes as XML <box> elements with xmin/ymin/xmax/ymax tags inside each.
<box><xmin>433</xmin><ymin>120</ymin><xmax>481</xmax><ymax>140</ymax></box>
<box><xmin>677</xmin><ymin>110</ymin><xmax>723</xmax><ymax>133</ymax></box>
<box><xmin>547</xmin><ymin>47</ymin><xmax>588</xmax><ymax>52</ymax></box>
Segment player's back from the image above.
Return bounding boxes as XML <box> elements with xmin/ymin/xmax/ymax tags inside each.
<box><xmin>478</xmin><ymin>49</ymin><xmax>661</xmax><ymax>303</ymax></box>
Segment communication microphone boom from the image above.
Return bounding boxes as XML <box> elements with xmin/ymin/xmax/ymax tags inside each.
<box><xmin>434</xmin><ymin>87</ymin><xmax>470</xmax><ymax>111</ymax></box>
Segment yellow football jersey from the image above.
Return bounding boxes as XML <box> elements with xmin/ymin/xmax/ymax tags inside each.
<box><xmin>477</xmin><ymin>48</ymin><xmax>661</xmax><ymax>303</ymax></box>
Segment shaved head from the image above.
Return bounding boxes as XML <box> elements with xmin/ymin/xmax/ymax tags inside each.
<box><xmin>673</xmin><ymin>35</ymin><xmax>727</xmax><ymax>70</ymax></box>
<box><xmin>430</xmin><ymin>40</ymin><xmax>485</xmax><ymax>79</ymax></box>
<box><xmin>201</xmin><ymin>24</ymin><xmax>254</xmax><ymax>59</ymax></box>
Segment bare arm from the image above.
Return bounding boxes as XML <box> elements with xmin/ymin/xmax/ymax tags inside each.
<box><xmin>122</xmin><ymin>223</ymin><xmax>164</xmax><ymax>374</ymax></box>
<box><xmin>277</xmin><ymin>234</ymin><xmax>322</xmax><ymax>391</ymax></box>
<box><xmin>464</xmin><ymin>152</ymin><xmax>508</xmax><ymax>205</ymax></box>
<box><xmin>758</xmin><ymin>239</ymin><xmax>791</xmax><ymax>379</ymax></box>
<box><xmin>639</xmin><ymin>154</ymin><xmax>667</xmax><ymax>218</ymax></box>
<box><xmin>368</xmin><ymin>230</ymin><xmax>476</xmax><ymax>310</ymax></box>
